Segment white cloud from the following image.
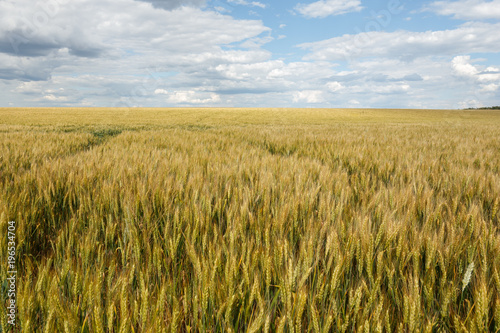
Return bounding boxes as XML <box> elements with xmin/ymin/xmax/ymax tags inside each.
<box><xmin>452</xmin><ymin>55</ymin><xmax>480</xmax><ymax>77</ymax></box>
<box><xmin>0</xmin><ymin>0</ymin><xmax>272</xmax><ymax>107</ymax></box>
<box><xmin>167</xmin><ymin>90</ymin><xmax>221</xmax><ymax>104</ymax></box>
<box><xmin>215</xmin><ymin>61</ymin><xmax>282</xmax><ymax>80</ymax></box>
<box><xmin>480</xmin><ymin>66</ymin><xmax>500</xmax><ymax>82</ymax></box>
<box><xmin>154</xmin><ymin>88</ymin><xmax>169</xmax><ymax>94</ymax></box>
<box><xmin>4</xmin><ymin>53</ymin><xmax>499</xmax><ymax>109</ymax></box>
<box><xmin>451</xmin><ymin>55</ymin><xmax>500</xmax><ymax>91</ymax></box>
<box><xmin>295</xmin><ymin>0</ymin><xmax>362</xmax><ymax>18</ymax></box>
<box><xmin>0</xmin><ymin>0</ymin><xmax>270</xmax><ymax>62</ymax></box>
<box><xmin>480</xmin><ymin>83</ymin><xmax>499</xmax><ymax>92</ymax></box>
<box><xmin>0</xmin><ymin>0</ymin><xmax>106</xmax><ymax>58</ymax></box>
<box><xmin>43</xmin><ymin>94</ymin><xmax>67</xmax><ymax>101</ymax></box>
<box><xmin>449</xmin><ymin>55</ymin><xmax>500</xmax><ymax>106</ymax></box>
<box><xmin>311</xmin><ymin>57</ymin><xmax>473</xmax><ymax>108</ymax></box>
<box><xmin>299</xmin><ymin>22</ymin><xmax>500</xmax><ymax>61</ymax></box>
<box><xmin>327</xmin><ymin>81</ymin><xmax>343</xmax><ymax>91</ymax></box>
<box><xmin>293</xmin><ymin>90</ymin><xmax>324</xmax><ymax>103</ymax></box>
<box><xmin>426</xmin><ymin>0</ymin><xmax>500</xmax><ymax>20</ymax></box>
<box><xmin>227</xmin><ymin>0</ymin><xmax>266</xmax><ymax>8</ymax></box>
<box><xmin>452</xmin><ymin>55</ymin><xmax>500</xmax><ymax>81</ymax></box>
<box><xmin>13</xmin><ymin>81</ymin><xmax>44</xmax><ymax>94</ymax></box>
<box><xmin>459</xmin><ymin>99</ymin><xmax>483</xmax><ymax>108</ymax></box>
<box><xmin>212</xmin><ymin>60</ymin><xmax>336</xmax><ymax>87</ymax></box>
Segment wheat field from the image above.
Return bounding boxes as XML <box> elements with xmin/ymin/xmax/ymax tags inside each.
<box><xmin>1</xmin><ymin>107</ymin><xmax>500</xmax><ymax>332</ymax></box>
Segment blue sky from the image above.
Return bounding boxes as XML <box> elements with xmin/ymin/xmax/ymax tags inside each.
<box><xmin>1</xmin><ymin>0</ymin><xmax>499</xmax><ymax>108</ymax></box>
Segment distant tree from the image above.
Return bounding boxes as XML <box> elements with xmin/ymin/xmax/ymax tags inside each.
<box><xmin>465</xmin><ymin>106</ymin><xmax>500</xmax><ymax>110</ymax></box>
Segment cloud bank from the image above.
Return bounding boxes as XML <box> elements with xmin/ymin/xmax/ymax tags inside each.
<box><xmin>425</xmin><ymin>0</ymin><xmax>500</xmax><ymax>20</ymax></box>
<box><xmin>295</xmin><ymin>0</ymin><xmax>362</xmax><ymax>18</ymax></box>
<box><xmin>0</xmin><ymin>0</ymin><xmax>499</xmax><ymax>108</ymax></box>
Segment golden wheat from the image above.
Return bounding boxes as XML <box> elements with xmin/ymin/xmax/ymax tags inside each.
<box><xmin>0</xmin><ymin>108</ymin><xmax>499</xmax><ymax>331</ymax></box>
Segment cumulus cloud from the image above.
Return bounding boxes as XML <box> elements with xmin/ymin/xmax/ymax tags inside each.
<box><xmin>452</xmin><ymin>55</ymin><xmax>480</xmax><ymax>77</ymax></box>
<box><xmin>0</xmin><ymin>0</ymin><xmax>270</xmax><ymax>84</ymax></box>
<box><xmin>154</xmin><ymin>88</ymin><xmax>169</xmax><ymax>94</ymax></box>
<box><xmin>452</xmin><ymin>55</ymin><xmax>500</xmax><ymax>81</ymax></box>
<box><xmin>452</xmin><ymin>55</ymin><xmax>500</xmax><ymax>93</ymax></box>
<box><xmin>327</xmin><ymin>81</ymin><xmax>343</xmax><ymax>91</ymax></box>
<box><xmin>313</xmin><ymin>57</ymin><xmax>473</xmax><ymax>108</ymax></box>
<box><xmin>450</xmin><ymin>55</ymin><xmax>500</xmax><ymax>107</ymax></box>
<box><xmin>0</xmin><ymin>0</ymin><xmax>107</xmax><ymax>58</ymax></box>
<box><xmin>425</xmin><ymin>0</ymin><xmax>500</xmax><ymax>20</ymax></box>
<box><xmin>166</xmin><ymin>90</ymin><xmax>221</xmax><ymax>104</ymax></box>
<box><xmin>0</xmin><ymin>1</ymin><xmax>269</xmax><ymax>58</ymax></box>
<box><xmin>0</xmin><ymin>0</ymin><xmax>281</xmax><ymax>107</ymax></box>
<box><xmin>299</xmin><ymin>22</ymin><xmax>500</xmax><ymax>61</ymax></box>
<box><xmin>293</xmin><ymin>90</ymin><xmax>325</xmax><ymax>103</ymax></box>
<box><xmin>295</xmin><ymin>0</ymin><xmax>362</xmax><ymax>18</ymax></box>
<box><xmin>43</xmin><ymin>94</ymin><xmax>67</xmax><ymax>101</ymax></box>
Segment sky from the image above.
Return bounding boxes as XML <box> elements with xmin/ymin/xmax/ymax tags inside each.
<box><xmin>0</xmin><ymin>0</ymin><xmax>499</xmax><ymax>108</ymax></box>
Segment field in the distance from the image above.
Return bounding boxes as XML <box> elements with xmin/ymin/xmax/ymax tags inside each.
<box><xmin>1</xmin><ymin>108</ymin><xmax>500</xmax><ymax>332</ymax></box>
